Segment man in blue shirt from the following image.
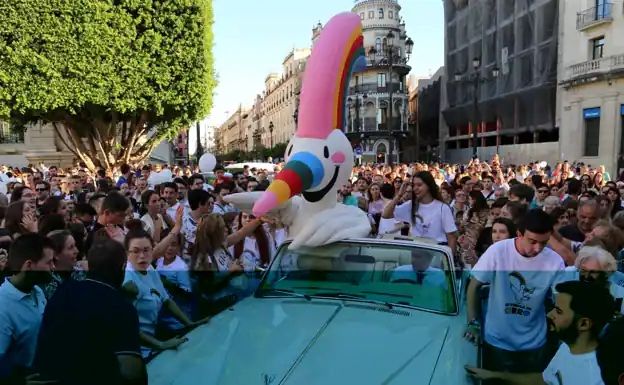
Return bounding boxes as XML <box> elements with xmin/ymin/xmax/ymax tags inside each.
<box><xmin>0</xmin><ymin>234</ymin><xmax>55</xmax><ymax>383</ymax></box>
<box><xmin>35</xmin><ymin>240</ymin><xmax>146</xmax><ymax>385</ymax></box>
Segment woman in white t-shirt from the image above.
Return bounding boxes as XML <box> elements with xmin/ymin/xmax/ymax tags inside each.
<box><xmin>382</xmin><ymin>171</ymin><xmax>457</xmax><ymax>252</ymax></box>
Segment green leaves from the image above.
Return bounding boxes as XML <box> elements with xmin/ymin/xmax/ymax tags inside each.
<box><xmin>0</xmin><ymin>0</ymin><xmax>215</xmax><ymax>168</ymax></box>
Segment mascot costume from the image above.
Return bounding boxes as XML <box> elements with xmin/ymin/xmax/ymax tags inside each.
<box><xmin>225</xmin><ymin>12</ymin><xmax>371</xmax><ymax>249</ymax></box>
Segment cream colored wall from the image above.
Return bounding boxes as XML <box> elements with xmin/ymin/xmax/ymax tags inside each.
<box><xmin>559</xmin><ymin>78</ymin><xmax>624</xmax><ymax>173</ymax></box>
<box><xmin>559</xmin><ymin>0</ymin><xmax>624</xmax><ymax>72</ymax></box>
<box><xmin>558</xmin><ymin>0</ymin><xmax>624</xmax><ymax>174</ymax></box>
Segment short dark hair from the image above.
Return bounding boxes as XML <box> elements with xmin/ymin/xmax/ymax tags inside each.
<box><xmin>491</xmin><ymin>197</ymin><xmax>509</xmax><ymax>209</ymax></box>
<box><xmin>492</xmin><ymin>217</ymin><xmax>517</xmax><ymax>236</ymax></box>
<box><xmin>567</xmin><ymin>178</ymin><xmax>583</xmax><ymax>195</ymax></box>
<box><xmin>482</xmin><ymin>174</ymin><xmax>494</xmax><ymax>182</ymax></box>
<box><xmin>120</xmin><ymin>164</ymin><xmax>131</xmax><ymax>175</ymax></box>
<box><xmin>214</xmin><ymin>184</ymin><xmax>230</xmax><ymax>195</ymax></box>
<box><xmin>161</xmin><ymin>182</ymin><xmax>178</xmax><ymax>193</ymax></box>
<box><xmin>124</xmin><ymin>228</ymin><xmax>154</xmax><ymax>250</ymax></box>
<box><xmin>509</xmin><ymin>183</ymin><xmax>535</xmax><ymax>203</ymax></box>
<box><xmin>555</xmin><ymin>280</ymin><xmax>614</xmax><ymax>338</ymax></box>
<box><xmin>141</xmin><ymin>190</ymin><xmax>158</xmax><ymax>207</ymax></box>
<box><xmin>39</xmin><ymin>214</ymin><xmax>67</xmax><ymax>235</ymax></box>
<box><xmin>597</xmin><ymin>317</ymin><xmax>624</xmax><ymax>385</ymax></box>
<box><xmin>75</xmin><ymin>203</ymin><xmax>97</xmax><ymax>217</ymax></box>
<box><xmin>101</xmin><ymin>192</ymin><xmax>130</xmax><ymax>214</ymax></box>
<box><xmin>188</xmin><ymin>189</ymin><xmax>211</xmax><ymax>210</ymax></box>
<box><xmin>39</xmin><ymin>196</ymin><xmax>64</xmax><ymax>217</ymax></box>
<box><xmin>87</xmin><ymin>239</ymin><xmax>127</xmax><ymax>287</ymax></box>
<box><xmin>190</xmin><ymin>174</ymin><xmax>204</xmax><ymax>184</ymax></box>
<box><xmin>8</xmin><ymin>233</ymin><xmax>53</xmax><ymax>271</ymax></box>
<box><xmin>173</xmin><ymin>177</ymin><xmax>187</xmax><ymax>187</ymax></box>
<box><xmin>518</xmin><ymin>208</ymin><xmax>553</xmax><ymax>234</ymax></box>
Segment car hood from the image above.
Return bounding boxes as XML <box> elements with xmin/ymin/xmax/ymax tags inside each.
<box><xmin>148</xmin><ymin>298</ymin><xmax>453</xmax><ymax>385</ymax></box>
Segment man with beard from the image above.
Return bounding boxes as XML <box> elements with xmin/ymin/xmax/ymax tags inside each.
<box><xmin>35</xmin><ymin>240</ymin><xmax>146</xmax><ymax>385</ymax></box>
<box><xmin>0</xmin><ymin>234</ymin><xmax>54</xmax><ymax>383</ymax></box>
<box><xmin>466</xmin><ymin>280</ymin><xmax>613</xmax><ymax>385</ymax></box>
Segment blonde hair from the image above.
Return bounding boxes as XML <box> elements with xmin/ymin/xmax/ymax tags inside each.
<box><xmin>191</xmin><ymin>213</ymin><xmax>227</xmax><ymax>271</ymax></box>
<box><xmin>575</xmin><ymin>246</ymin><xmax>617</xmax><ymax>274</ymax></box>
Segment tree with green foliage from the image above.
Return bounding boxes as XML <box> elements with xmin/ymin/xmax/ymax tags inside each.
<box><xmin>0</xmin><ymin>0</ymin><xmax>216</xmax><ymax>170</ymax></box>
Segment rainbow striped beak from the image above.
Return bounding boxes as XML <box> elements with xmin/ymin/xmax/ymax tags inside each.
<box><xmin>252</xmin><ymin>151</ymin><xmax>325</xmax><ymax>217</ymax></box>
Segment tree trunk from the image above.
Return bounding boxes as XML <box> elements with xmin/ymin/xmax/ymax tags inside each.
<box><xmin>52</xmin><ymin>117</ymin><xmax>165</xmax><ymax>172</ymax></box>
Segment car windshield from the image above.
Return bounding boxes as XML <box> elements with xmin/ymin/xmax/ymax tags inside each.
<box><xmin>258</xmin><ymin>241</ymin><xmax>457</xmax><ymax>314</ymax></box>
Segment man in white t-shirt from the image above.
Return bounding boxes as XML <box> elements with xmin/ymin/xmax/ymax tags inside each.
<box><xmin>466</xmin><ymin>209</ymin><xmax>565</xmax><ymax>373</ymax></box>
<box><xmin>466</xmin><ymin>280</ymin><xmax>613</xmax><ymax>385</ymax></box>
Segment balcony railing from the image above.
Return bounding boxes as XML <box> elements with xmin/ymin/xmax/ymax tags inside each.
<box><xmin>566</xmin><ymin>53</ymin><xmax>624</xmax><ymax>80</ymax></box>
<box><xmin>0</xmin><ymin>131</ymin><xmax>24</xmax><ymax>144</ymax></box>
<box><xmin>348</xmin><ymin>83</ymin><xmax>404</xmax><ymax>95</ymax></box>
<box><xmin>576</xmin><ymin>2</ymin><xmax>613</xmax><ymax>30</ymax></box>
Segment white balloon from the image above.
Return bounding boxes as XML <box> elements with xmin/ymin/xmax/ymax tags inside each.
<box><xmin>199</xmin><ymin>153</ymin><xmax>217</xmax><ymax>173</ymax></box>
<box><xmin>160</xmin><ymin>169</ymin><xmax>173</xmax><ymax>181</ymax></box>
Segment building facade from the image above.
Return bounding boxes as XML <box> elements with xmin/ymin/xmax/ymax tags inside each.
<box><xmin>440</xmin><ymin>0</ymin><xmax>560</xmax><ymax>164</ymax></box>
<box><xmin>259</xmin><ymin>48</ymin><xmax>310</xmax><ymax>150</ymax></box>
<box><xmin>215</xmin><ymin>105</ymin><xmax>249</xmax><ymax>155</ymax></box>
<box><xmin>558</xmin><ymin>0</ymin><xmax>624</xmax><ymax>175</ymax></box>
<box><xmin>346</xmin><ymin>0</ymin><xmax>413</xmax><ymax>164</ymax></box>
<box><xmin>214</xmin><ymin>47</ymin><xmax>311</xmax><ymax>159</ymax></box>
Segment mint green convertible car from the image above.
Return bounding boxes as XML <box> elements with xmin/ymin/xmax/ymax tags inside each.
<box><xmin>148</xmin><ymin>238</ymin><xmax>479</xmax><ymax>385</ymax></box>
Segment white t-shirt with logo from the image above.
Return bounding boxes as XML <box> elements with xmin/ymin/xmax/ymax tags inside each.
<box><xmin>393</xmin><ymin>200</ymin><xmax>457</xmax><ymax>243</ymax></box>
<box><xmin>472</xmin><ymin>238</ymin><xmax>565</xmax><ymax>351</ymax></box>
<box><xmin>542</xmin><ymin>343</ymin><xmax>604</xmax><ymax>385</ymax></box>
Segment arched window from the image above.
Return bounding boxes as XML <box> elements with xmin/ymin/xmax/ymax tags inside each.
<box><xmin>378</xmin><ymin>8</ymin><xmax>384</xmax><ymax>19</ymax></box>
<box><xmin>375</xmin><ymin>38</ymin><xmax>382</xmax><ymax>53</ymax></box>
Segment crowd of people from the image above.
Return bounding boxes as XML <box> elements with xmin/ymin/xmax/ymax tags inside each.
<box><xmin>0</xmin><ymin>154</ymin><xmax>624</xmax><ymax>384</ymax></box>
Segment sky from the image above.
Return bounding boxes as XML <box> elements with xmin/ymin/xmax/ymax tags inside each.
<box><xmin>192</xmin><ymin>0</ymin><xmax>444</xmax><ymax>150</ymax></box>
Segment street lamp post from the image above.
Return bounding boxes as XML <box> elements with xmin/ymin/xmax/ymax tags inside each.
<box><xmin>386</xmin><ymin>31</ymin><xmax>395</xmax><ymax>166</ymax></box>
<box><xmin>269</xmin><ymin>121</ymin><xmax>274</xmax><ymax>149</ymax></box>
<box><xmin>383</xmin><ymin>32</ymin><xmax>413</xmax><ymax>166</ymax></box>
<box><xmin>471</xmin><ymin>57</ymin><xmax>481</xmax><ymax>159</ymax></box>
<box><xmin>454</xmin><ymin>59</ymin><xmax>499</xmax><ymax>160</ymax></box>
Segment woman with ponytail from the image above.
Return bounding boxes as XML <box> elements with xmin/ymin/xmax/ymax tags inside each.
<box><xmin>382</xmin><ymin>171</ymin><xmax>457</xmax><ymax>253</ymax></box>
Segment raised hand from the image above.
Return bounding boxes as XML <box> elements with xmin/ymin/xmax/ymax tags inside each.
<box><xmin>22</xmin><ymin>212</ymin><xmax>38</xmax><ymax>233</ymax></box>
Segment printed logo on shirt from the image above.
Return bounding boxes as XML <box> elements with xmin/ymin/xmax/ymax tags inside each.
<box><xmin>504</xmin><ymin>271</ymin><xmax>536</xmax><ymax>317</ymax></box>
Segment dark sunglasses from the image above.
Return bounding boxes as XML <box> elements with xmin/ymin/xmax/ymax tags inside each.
<box><xmin>36</xmin><ymin>188</ymin><xmax>48</xmax><ymax>192</ymax></box>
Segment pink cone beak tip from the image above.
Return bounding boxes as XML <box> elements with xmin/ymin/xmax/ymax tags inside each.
<box><xmin>252</xmin><ymin>192</ymin><xmax>279</xmax><ymax>218</ymax></box>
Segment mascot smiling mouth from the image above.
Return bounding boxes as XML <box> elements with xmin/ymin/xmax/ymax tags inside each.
<box><xmin>302</xmin><ymin>165</ymin><xmax>340</xmax><ymax>203</ymax></box>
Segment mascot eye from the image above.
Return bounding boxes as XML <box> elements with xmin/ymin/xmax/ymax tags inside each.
<box><xmin>323</xmin><ymin>146</ymin><xmax>329</xmax><ymax>159</ymax></box>
<box><xmin>287</xmin><ymin>145</ymin><xmax>293</xmax><ymax>157</ymax></box>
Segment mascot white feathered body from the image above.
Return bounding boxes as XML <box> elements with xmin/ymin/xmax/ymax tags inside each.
<box><xmin>225</xmin><ymin>12</ymin><xmax>371</xmax><ymax>249</ymax></box>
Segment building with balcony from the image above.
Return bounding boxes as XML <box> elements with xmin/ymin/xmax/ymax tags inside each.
<box><xmin>440</xmin><ymin>0</ymin><xmax>560</xmax><ymax>164</ymax></box>
<box><xmin>214</xmin><ymin>105</ymin><xmax>250</xmax><ymax>155</ymax></box>
<box><xmin>259</xmin><ymin>48</ymin><xmax>310</xmax><ymax>151</ymax></box>
<box><xmin>213</xmin><ymin>45</ymin><xmax>311</xmax><ymax>160</ymax></box>
<box><xmin>346</xmin><ymin>0</ymin><xmax>414</xmax><ymax>164</ymax></box>
<box><xmin>558</xmin><ymin>0</ymin><xmax>624</xmax><ymax>175</ymax></box>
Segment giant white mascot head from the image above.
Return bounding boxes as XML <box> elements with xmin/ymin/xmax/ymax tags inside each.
<box><xmin>253</xmin><ymin>13</ymin><xmax>366</xmax><ymax>218</ymax></box>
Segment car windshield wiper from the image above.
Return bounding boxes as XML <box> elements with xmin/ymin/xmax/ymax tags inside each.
<box><xmin>311</xmin><ymin>292</ymin><xmax>394</xmax><ymax>309</ymax></box>
<box><xmin>257</xmin><ymin>288</ymin><xmax>311</xmax><ymax>301</ymax></box>
<box><xmin>312</xmin><ymin>292</ymin><xmax>365</xmax><ymax>299</ymax></box>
